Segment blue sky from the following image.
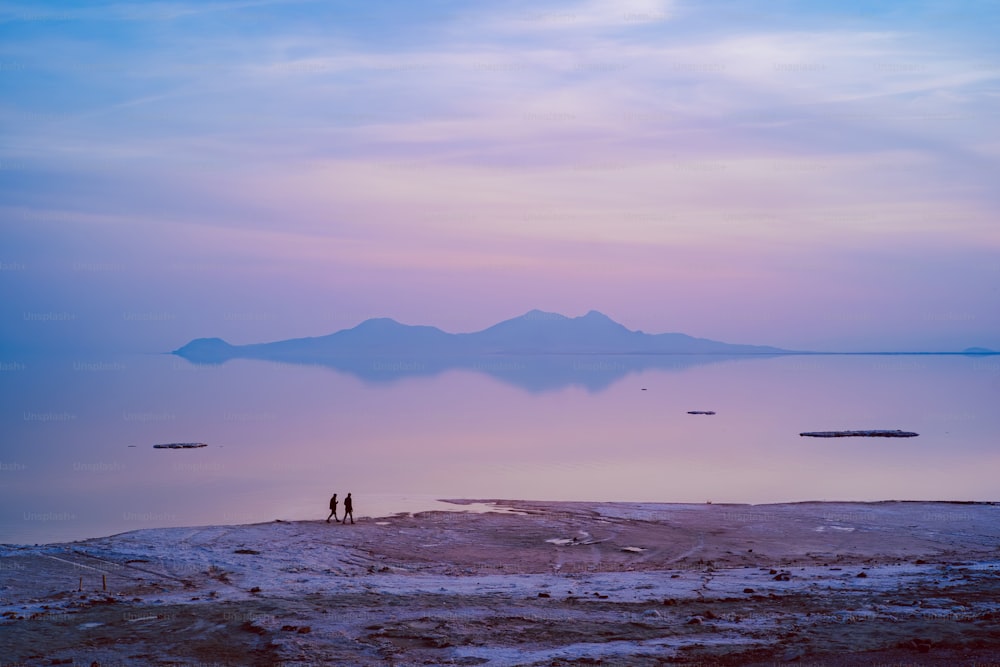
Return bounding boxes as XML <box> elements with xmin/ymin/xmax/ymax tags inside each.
<box><xmin>1</xmin><ymin>0</ymin><xmax>998</xmax><ymax>352</ymax></box>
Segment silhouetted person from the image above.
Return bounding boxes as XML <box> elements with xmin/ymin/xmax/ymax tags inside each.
<box><xmin>326</xmin><ymin>493</ymin><xmax>338</xmax><ymax>523</ymax></box>
<box><xmin>341</xmin><ymin>492</ymin><xmax>354</xmax><ymax>524</ymax></box>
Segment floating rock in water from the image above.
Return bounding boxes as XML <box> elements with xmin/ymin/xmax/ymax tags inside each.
<box><xmin>687</xmin><ymin>411</ymin><xmax>716</xmax><ymax>415</ymax></box>
<box><xmin>799</xmin><ymin>430</ymin><xmax>918</xmax><ymax>438</ymax></box>
<box><xmin>153</xmin><ymin>442</ymin><xmax>208</xmax><ymax>449</ymax></box>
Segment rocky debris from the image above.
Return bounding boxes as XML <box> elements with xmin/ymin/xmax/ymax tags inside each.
<box><xmin>280</xmin><ymin>625</ymin><xmax>311</xmax><ymax>634</ymax></box>
<box><xmin>546</xmin><ymin>533</ymin><xmax>602</xmax><ymax>546</ymax></box>
<box><xmin>799</xmin><ymin>430</ymin><xmax>918</xmax><ymax>438</ymax></box>
<box><xmin>240</xmin><ymin>620</ymin><xmax>266</xmax><ymax>635</ymax></box>
<box><xmin>900</xmin><ymin>637</ymin><xmax>935</xmax><ymax>653</ymax></box>
<box><xmin>782</xmin><ymin>646</ymin><xmax>807</xmax><ymax>661</ymax></box>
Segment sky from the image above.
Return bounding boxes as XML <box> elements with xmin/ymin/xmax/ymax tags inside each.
<box><xmin>1</xmin><ymin>0</ymin><xmax>998</xmax><ymax>353</ymax></box>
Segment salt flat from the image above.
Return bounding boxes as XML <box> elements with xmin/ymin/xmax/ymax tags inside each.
<box><xmin>2</xmin><ymin>500</ymin><xmax>999</xmax><ymax>665</ymax></box>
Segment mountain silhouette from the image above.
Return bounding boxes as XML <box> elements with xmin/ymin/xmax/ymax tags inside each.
<box><xmin>176</xmin><ymin>309</ymin><xmax>787</xmax><ymax>360</ymax></box>
<box><xmin>172</xmin><ymin>310</ymin><xmax>791</xmax><ymax>392</ymax></box>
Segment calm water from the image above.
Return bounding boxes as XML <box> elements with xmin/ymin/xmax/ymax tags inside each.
<box><xmin>1</xmin><ymin>352</ymin><xmax>998</xmax><ymax>544</ymax></box>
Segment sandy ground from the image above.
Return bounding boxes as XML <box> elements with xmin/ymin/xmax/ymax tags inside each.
<box><xmin>2</xmin><ymin>500</ymin><xmax>1000</xmax><ymax>666</ymax></box>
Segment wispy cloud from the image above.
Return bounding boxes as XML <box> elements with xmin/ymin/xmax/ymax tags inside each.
<box><xmin>481</xmin><ymin>0</ymin><xmax>675</xmax><ymax>33</ymax></box>
<box><xmin>2</xmin><ymin>0</ymin><xmax>998</xmax><ymax>349</ymax></box>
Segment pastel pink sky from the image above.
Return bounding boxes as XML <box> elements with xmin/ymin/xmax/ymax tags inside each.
<box><xmin>1</xmin><ymin>0</ymin><xmax>998</xmax><ymax>352</ymax></box>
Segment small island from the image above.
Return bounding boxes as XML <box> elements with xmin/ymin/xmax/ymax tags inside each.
<box><xmin>152</xmin><ymin>442</ymin><xmax>208</xmax><ymax>449</ymax></box>
<box><xmin>800</xmin><ymin>430</ymin><xmax>918</xmax><ymax>438</ymax></box>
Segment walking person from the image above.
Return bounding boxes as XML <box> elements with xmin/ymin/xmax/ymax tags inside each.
<box><xmin>341</xmin><ymin>492</ymin><xmax>354</xmax><ymax>524</ymax></box>
<box><xmin>326</xmin><ymin>493</ymin><xmax>338</xmax><ymax>523</ymax></box>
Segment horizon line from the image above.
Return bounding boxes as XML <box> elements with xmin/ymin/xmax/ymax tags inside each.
<box><xmin>172</xmin><ymin>308</ymin><xmax>997</xmax><ymax>356</ymax></box>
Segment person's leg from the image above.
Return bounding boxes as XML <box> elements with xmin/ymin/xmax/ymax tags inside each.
<box><xmin>326</xmin><ymin>510</ymin><xmax>333</xmax><ymax>523</ymax></box>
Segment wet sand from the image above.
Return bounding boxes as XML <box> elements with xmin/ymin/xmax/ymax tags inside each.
<box><xmin>2</xmin><ymin>500</ymin><xmax>999</xmax><ymax>666</ymax></box>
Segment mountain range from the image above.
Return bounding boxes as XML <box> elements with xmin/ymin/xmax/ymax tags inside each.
<box><xmin>171</xmin><ymin>311</ymin><xmax>995</xmax><ymax>392</ymax></box>
<box><xmin>171</xmin><ymin>310</ymin><xmax>793</xmax><ymax>392</ymax></box>
<box><xmin>174</xmin><ymin>309</ymin><xmax>789</xmax><ymax>362</ymax></box>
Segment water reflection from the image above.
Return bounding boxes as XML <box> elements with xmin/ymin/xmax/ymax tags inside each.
<box><xmin>0</xmin><ymin>352</ymin><xmax>997</xmax><ymax>544</ymax></box>
<box><xmin>172</xmin><ymin>351</ymin><xmax>784</xmax><ymax>393</ymax></box>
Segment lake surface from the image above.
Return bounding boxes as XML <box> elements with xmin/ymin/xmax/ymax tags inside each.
<box><xmin>1</xmin><ymin>352</ymin><xmax>998</xmax><ymax>544</ymax></box>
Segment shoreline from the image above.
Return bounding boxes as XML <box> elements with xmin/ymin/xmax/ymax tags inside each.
<box><xmin>2</xmin><ymin>499</ymin><xmax>1000</xmax><ymax>665</ymax></box>
<box><xmin>7</xmin><ymin>497</ymin><xmax>999</xmax><ymax>549</ymax></box>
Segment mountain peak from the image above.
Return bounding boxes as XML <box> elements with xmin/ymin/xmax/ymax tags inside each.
<box><xmin>520</xmin><ymin>309</ymin><xmax>568</xmax><ymax>321</ymax></box>
<box><xmin>353</xmin><ymin>317</ymin><xmax>404</xmax><ymax>329</ymax></box>
<box><xmin>173</xmin><ymin>337</ymin><xmax>231</xmax><ymax>352</ymax></box>
<box><xmin>171</xmin><ymin>337</ymin><xmax>234</xmax><ymax>363</ymax></box>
